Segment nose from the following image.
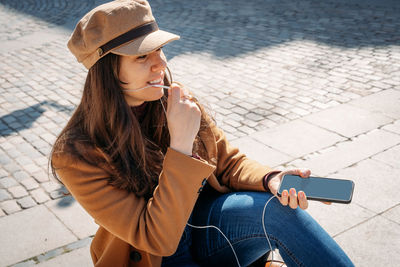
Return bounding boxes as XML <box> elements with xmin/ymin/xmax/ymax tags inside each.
<box><xmin>151</xmin><ymin>50</ymin><xmax>166</xmax><ymax>72</ymax></box>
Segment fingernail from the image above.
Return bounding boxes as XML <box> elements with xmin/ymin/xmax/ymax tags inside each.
<box><xmin>290</xmin><ymin>188</ymin><xmax>295</xmax><ymax>195</ymax></box>
<box><xmin>283</xmin><ymin>190</ymin><xmax>288</xmax><ymax>197</ymax></box>
<box><xmin>299</xmin><ymin>192</ymin><xmax>304</xmax><ymax>198</ymax></box>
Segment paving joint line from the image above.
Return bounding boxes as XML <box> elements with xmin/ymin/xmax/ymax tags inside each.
<box><xmin>333</xmin><ymin>202</ymin><xmax>400</xmax><ymax>239</ymax></box>
<box><xmin>43</xmin><ymin>202</ymin><xmax>80</xmax><ymax>240</ymax></box>
<box><xmin>8</xmin><ymin>236</ymin><xmax>93</xmax><ymax>267</ymax></box>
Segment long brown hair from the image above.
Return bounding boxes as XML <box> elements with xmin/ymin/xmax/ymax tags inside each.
<box><xmin>51</xmin><ymin>53</ymin><xmax>211</xmax><ymax>199</ymax></box>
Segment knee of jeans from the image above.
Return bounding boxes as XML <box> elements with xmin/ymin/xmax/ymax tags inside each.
<box><xmin>220</xmin><ymin>193</ymin><xmax>258</xmax><ymax>213</ymax></box>
<box><xmin>264</xmin><ymin>199</ymin><xmax>311</xmax><ymax>228</ymax></box>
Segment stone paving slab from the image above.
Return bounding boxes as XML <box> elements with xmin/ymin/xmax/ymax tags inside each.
<box><xmin>382</xmin><ymin>120</ymin><xmax>400</xmax><ymax>135</ymax></box>
<box><xmin>306</xmin><ymin>201</ymin><xmax>375</xmax><ymax>237</ymax></box>
<box><xmin>334</xmin><ymin>215</ymin><xmax>400</xmax><ymax>266</ymax></box>
<box><xmin>45</xmin><ymin>196</ymin><xmax>98</xmax><ymax>240</ymax></box>
<box><xmin>290</xmin><ymin>128</ymin><xmax>400</xmax><ymax>176</ymax></box>
<box><xmin>303</xmin><ymin>103</ymin><xmax>393</xmax><ymax>138</ymax></box>
<box><xmin>230</xmin><ymin>136</ymin><xmax>293</xmax><ymax>168</ymax></box>
<box><xmin>332</xmin><ymin>158</ymin><xmax>400</xmax><ymax>214</ymax></box>
<box><xmin>9</xmin><ymin>237</ymin><xmax>93</xmax><ymax>267</ymax></box>
<box><xmin>0</xmin><ymin>205</ymin><xmax>77</xmax><ymax>267</ymax></box>
<box><xmin>349</xmin><ymin>89</ymin><xmax>400</xmax><ymax>119</ymax></box>
<box><xmin>35</xmin><ymin>245</ymin><xmax>92</xmax><ymax>267</ymax></box>
<box><xmin>0</xmin><ymin>0</ymin><xmax>98</xmax><ymax>42</ymax></box>
<box><xmin>250</xmin><ymin>120</ymin><xmax>345</xmax><ymax>158</ymax></box>
<box><xmin>371</xmin><ymin>144</ymin><xmax>400</xmax><ymax>169</ymax></box>
<box><xmin>0</xmin><ymin>28</ymin><xmax>69</xmax><ymax>54</ymax></box>
<box><xmin>382</xmin><ymin>204</ymin><xmax>400</xmax><ymax>225</ymax></box>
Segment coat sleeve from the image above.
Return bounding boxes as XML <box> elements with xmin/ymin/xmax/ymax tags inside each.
<box><xmin>208</xmin><ymin>120</ymin><xmax>274</xmax><ymax>192</ymax></box>
<box><xmin>52</xmin><ymin>148</ymin><xmax>215</xmax><ymax>256</ymax></box>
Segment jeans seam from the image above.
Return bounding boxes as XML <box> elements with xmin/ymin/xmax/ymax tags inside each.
<box><xmin>205</xmin><ymin>234</ymin><xmax>304</xmax><ymax>267</ymax></box>
<box><xmin>268</xmin><ymin>234</ymin><xmax>304</xmax><ymax>267</ymax></box>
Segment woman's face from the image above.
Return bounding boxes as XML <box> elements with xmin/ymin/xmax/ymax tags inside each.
<box><xmin>118</xmin><ymin>48</ymin><xmax>167</xmax><ymax>106</ymax></box>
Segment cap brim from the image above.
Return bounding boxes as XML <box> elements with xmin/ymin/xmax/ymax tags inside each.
<box><xmin>111</xmin><ymin>29</ymin><xmax>180</xmax><ymax>56</ymax></box>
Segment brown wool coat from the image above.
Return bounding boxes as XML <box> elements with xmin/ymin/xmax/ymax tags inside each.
<box><xmin>52</xmin><ymin>120</ymin><xmax>272</xmax><ymax>267</ymax></box>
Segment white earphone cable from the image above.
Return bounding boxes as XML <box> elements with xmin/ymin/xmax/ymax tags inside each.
<box><xmin>187</xmin><ymin>195</ymin><xmax>278</xmax><ymax>267</ymax></box>
<box><xmin>187</xmin><ymin>223</ymin><xmax>241</xmax><ymax>267</ymax></box>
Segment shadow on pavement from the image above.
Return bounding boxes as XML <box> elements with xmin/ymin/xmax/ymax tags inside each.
<box><xmin>1</xmin><ymin>0</ymin><xmax>399</xmax><ymax>59</ymax></box>
<box><xmin>0</xmin><ymin>100</ymin><xmax>74</xmax><ymax>137</ymax></box>
<box><xmin>57</xmin><ymin>195</ymin><xmax>76</xmax><ymax>208</ymax></box>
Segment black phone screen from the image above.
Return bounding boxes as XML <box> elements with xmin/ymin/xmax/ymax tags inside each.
<box><xmin>278</xmin><ymin>175</ymin><xmax>354</xmax><ymax>203</ymax></box>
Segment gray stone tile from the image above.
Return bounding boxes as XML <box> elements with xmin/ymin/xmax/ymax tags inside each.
<box><xmin>36</xmin><ymin>247</ymin><xmax>64</xmax><ymax>263</ymax></box>
<box><xmin>12</xmin><ymin>170</ymin><xmax>30</xmax><ymax>182</ymax></box>
<box><xmin>303</xmin><ymin>104</ymin><xmax>393</xmax><ymax>138</ymax></box>
<box><xmin>19</xmin><ymin>178</ymin><xmax>39</xmax><ymax>190</ymax></box>
<box><xmin>334</xmin><ymin>216</ymin><xmax>400</xmax><ymax>266</ymax></box>
<box><xmin>349</xmin><ymin>89</ymin><xmax>400</xmax><ymax>119</ymax></box>
<box><xmin>382</xmin><ymin>120</ymin><xmax>400</xmax><ymax>135</ymax></box>
<box><xmin>30</xmin><ymin>188</ymin><xmax>50</xmax><ymax>204</ymax></box>
<box><xmin>36</xmin><ymin>245</ymin><xmax>92</xmax><ymax>267</ymax></box>
<box><xmin>0</xmin><ymin>205</ymin><xmax>76</xmax><ymax>266</ymax></box>
<box><xmin>372</xmin><ymin>144</ymin><xmax>400</xmax><ymax>169</ymax></box>
<box><xmin>296</xmin><ymin>129</ymin><xmax>400</xmax><ymax>176</ymax></box>
<box><xmin>32</xmin><ymin>170</ymin><xmax>50</xmax><ymax>183</ymax></box>
<box><xmin>8</xmin><ymin>185</ymin><xmax>29</xmax><ymax>198</ymax></box>
<box><xmin>6</xmin><ymin>148</ymin><xmax>23</xmax><ymax>159</ymax></box>
<box><xmin>306</xmin><ymin>201</ymin><xmax>375</xmax><ymax>237</ymax></box>
<box><xmin>3</xmin><ymin>163</ymin><xmax>20</xmax><ymax>173</ymax></box>
<box><xmin>230</xmin><ymin>136</ymin><xmax>293</xmax><ymax>168</ymax></box>
<box><xmin>381</xmin><ymin>204</ymin><xmax>400</xmax><ymax>225</ymax></box>
<box><xmin>1</xmin><ymin>199</ymin><xmax>21</xmax><ymax>214</ymax></box>
<box><xmin>332</xmin><ymin>159</ymin><xmax>400</xmax><ymax>214</ymax></box>
<box><xmin>50</xmin><ymin>189</ymin><xmax>68</xmax><ymax>200</ymax></box>
<box><xmin>41</xmin><ymin>181</ymin><xmax>63</xmax><ymax>193</ymax></box>
<box><xmin>46</xmin><ymin>196</ymin><xmax>98</xmax><ymax>239</ymax></box>
<box><xmin>0</xmin><ymin>188</ymin><xmax>12</xmax><ymax>201</ymax></box>
<box><xmin>65</xmin><ymin>237</ymin><xmax>92</xmax><ymax>251</ymax></box>
<box><xmin>0</xmin><ymin>169</ymin><xmax>7</xmax><ymax>178</ymax></box>
<box><xmin>17</xmin><ymin>196</ymin><xmax>37</xmax><ymax>209</ymax></box>
<box><xmin>0</xmin><ymin>177</ymin><xmax>18</xmax><ymax>188</ymax></box>
<box><xmin>12</xmin><ymin>259</ymin><xmax>36</xmax><ymax>267</ymax></box>
<box><xmin>251</xmin><ymin>120</ymin><xmax>345</xmax><ymax>158</ymax></box>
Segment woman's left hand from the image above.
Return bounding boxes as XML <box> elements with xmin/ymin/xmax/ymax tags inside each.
<box><xmin>268</xmin><ymin>169</ymin><xmax>332</xmax><ymax>210</ymax></box>
<box><xmin>268</xmin><ymin>169</ymin><xmax>311</xmax><ymax>210</ymax></box>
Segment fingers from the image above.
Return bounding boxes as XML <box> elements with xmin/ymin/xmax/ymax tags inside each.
<box><xmin>168</xmin><ymin>83</ymin><xmax>193</xmax><ymax>103</ymax></box>
<box><xmin>273</xmin><ymin>168</ymin><xmax>311</xmax><ymax>209</ymax></box>
<box><xmin>168</xmin><ymin>84</ymin><xmax>181</xmax><ymax>105</ymax></box>
<box><xmin>280</xmin><ymin>190</ymin><xmax>288</xmax><ymax>206</ymax></box>
<box><xmin>298</xmin><ymin>191</ymin><xmax>308</xmax><ymax>210</ymax></box>
<box><xmin>289</xmin><ymin>188</ymin><xmax>298</xmax><ymax>209</ymax></box>
<box><xmin>293</xmin><ymin>168</ymin><xmax>310</xmax><ymax>178</ymax></box>
<box><xmin>280</xmin><ymin>188</ymin><xmax>308</xmax><ymax>210</ymax></box>
<box><xmin>299</xmin><ymin>169</ymin><xmax>311</xmax><ymax>178</ymax></box>
<box><xmin>166</xmin><ymin>83</ymin><xmax>201</xmax><ymax>155</ymax></box>
<box><xmin>281</xmin><ymin>168</ymin><xmax>311</xmax><ymax>179</ymax></box>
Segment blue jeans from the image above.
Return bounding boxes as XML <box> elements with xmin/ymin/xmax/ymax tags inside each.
<box><xmin>162</xmin><ymin>185</ymin><xmax>354</xmax><ymax>267</ymax></box>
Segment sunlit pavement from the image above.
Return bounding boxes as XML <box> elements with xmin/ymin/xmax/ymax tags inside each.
<box><xmin>0</xmin><ymin>0</ymin><xmax>399</xmax><ymax>266</ymax></box>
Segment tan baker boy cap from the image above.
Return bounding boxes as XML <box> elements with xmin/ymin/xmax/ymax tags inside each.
<box><xmin>67</xmin><ymin>0</ymin><xmax>180</xmax><ymax>69</ymax></box>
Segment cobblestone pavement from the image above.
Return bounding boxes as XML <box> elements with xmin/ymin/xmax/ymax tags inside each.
<box><xmin>0</xmin><ymin>0</ymin><xmax>399</xmax><ymax>265</ymax></box>
<box><xmin>2</xmin><ymin>0</ymin><xmax>398</xmax><ymax>215</ymax></box>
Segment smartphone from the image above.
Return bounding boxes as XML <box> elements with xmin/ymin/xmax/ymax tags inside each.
<box><xmin>277</xmin><ymin>174</ymin><xmax>354</xmax><ymax>204</ymax></box>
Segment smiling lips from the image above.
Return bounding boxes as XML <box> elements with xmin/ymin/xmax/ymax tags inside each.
<box><xmin>147</xmin><ymin>73</ymin><xmax>164</xmax><ymax>86</ymax></box>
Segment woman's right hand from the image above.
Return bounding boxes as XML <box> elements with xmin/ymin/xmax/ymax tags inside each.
<box><xmin>167</xmin><ymin>83</ymin><xmax>201</xmax><ymax>155</ymax></box>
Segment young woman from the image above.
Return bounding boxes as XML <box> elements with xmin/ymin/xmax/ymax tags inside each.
<box><xmin>51</xmin><ymin>0</ymin><xmax>354</xmax><ymax>266</ymax></box>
